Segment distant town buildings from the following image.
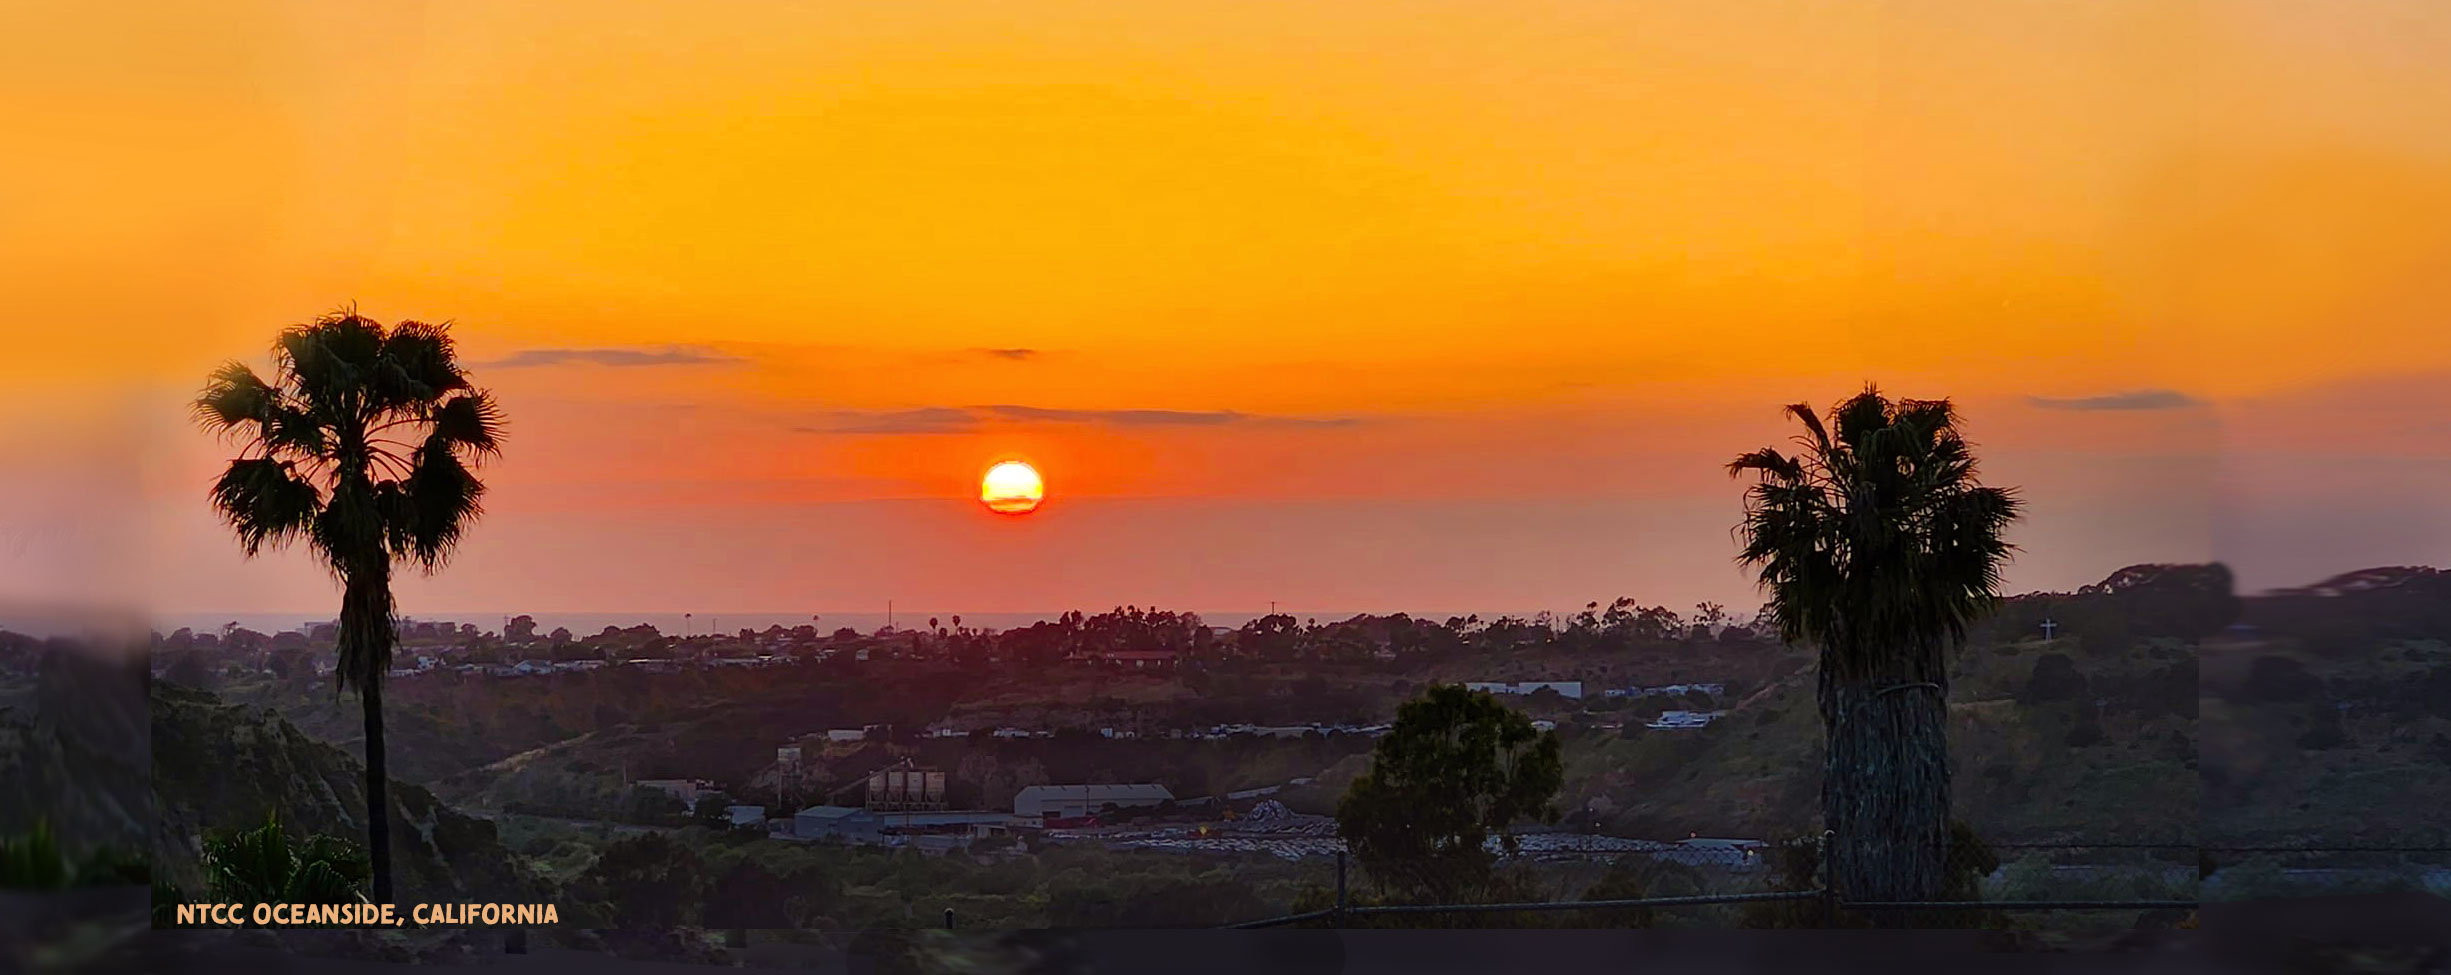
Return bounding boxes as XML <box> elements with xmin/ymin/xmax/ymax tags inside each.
<box><xmin>1463</xmin><ymin>681</ymin><xmax>1585</xmax><ymax>699</ymax></box>
<box><xmin>1601</xmin><ymin>682</ymin><xmax>1726</xmax><ymax>699</ymax></box>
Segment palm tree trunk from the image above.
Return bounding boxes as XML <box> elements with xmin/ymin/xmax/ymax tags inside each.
<box><xmin>362</xmin><ymin>666</ymin><xmax>394</xmax><ymax>904</ymax></box>
<box><xmin>1819</xmin><ymin>644</ymin><xmax>1951</xmax><ymax>926</ymax></box>
<box><xmin>341</xmin><ymin>553</ymin><xmax>398</xmax><ymax>904</ymax></box>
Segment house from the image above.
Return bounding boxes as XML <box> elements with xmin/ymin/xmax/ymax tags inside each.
<box><xmin>1462</xmin><ymin>681</ymin><xmax>1584</xmax><ymax>700</ymax></box>
<box><xmin>512</xmin><ymin>659</ymin><xmax>555</xmax><ymax>675</ymax></box>
<box><xmin>724</xmin><ymin>804</ymin><xmax>767</xmax><ymax>828</ymax></box>
<box><xmin>636</xmin><ymin>779</ymin><xmax>714</xmax><ymax>803</ymax></box>
<box><xmin>1013</xmin><ymin>784</ymin><xmax>1175</xmax><ymax>819</ymax></box>
<box><xmin>1095</xmin><ymin>650</ymin><xmax>1180</xmax><ymax>671</ymax></box>
<box><xmin>827</xmin><ymin>728</ymin><xmax>871</xmax><ymax>743</ymax></box>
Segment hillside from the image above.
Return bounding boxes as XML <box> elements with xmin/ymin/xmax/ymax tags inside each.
<box><xmin>150</xmin><ymin>681</ymin><xmax>546</xmax><ymax>904</ymax></box>
<box><xmin>1283</xmin><ymin>566</ymin><xmax>2211</xmax><ymax>845</ymax></box>
<box><xmin>0</xmin><ymin>645</ymin><xmax>149</xmax><ymax>859</ymax></box>
<box><xmin>2202</xmin><ymin>567</ymin><xmax>2451</xmax><ymax>847</ymax></box>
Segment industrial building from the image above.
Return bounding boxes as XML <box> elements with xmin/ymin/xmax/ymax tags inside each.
<box><xmin>790</xmin><ymin>804</ymin><xmax>1021</xmax><ymax>844</ymax></box>
<box><xmin>1012</xmin><ymin>784</ymin><xmax>1175</xmax><ymax>819</ymax></box>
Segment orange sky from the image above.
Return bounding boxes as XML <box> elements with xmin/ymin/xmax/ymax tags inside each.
<box><xmin>3</xmin><ymin>1</ymin><xmax>2448</xmax><ymax>621</ymax></box>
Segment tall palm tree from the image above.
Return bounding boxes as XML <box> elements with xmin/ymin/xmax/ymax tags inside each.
<box><xmin>1728</xmin><ymin>385</ymin><xmax>2019</xmax><ymax>916</ymax></box>
<box><xmin>195</xmin><ymin>308</ymin><xmax>503</xmax><ymax>903</ymax></box>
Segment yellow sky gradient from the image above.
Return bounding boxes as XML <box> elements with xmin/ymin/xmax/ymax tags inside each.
<box><xmin>3</xmin><ymin>1</ymin><xmax>2448</xmax><ymax>617</ymax></box>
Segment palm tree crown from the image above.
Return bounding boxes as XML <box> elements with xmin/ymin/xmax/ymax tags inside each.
<box><xmin>195</xmin><ymin>309</ymin><xmax>502</xmax><ymax>689</ymax></box>
<box><xmin>1728</xmin><ymin>385</ymin><xmax>2020</xmax><ymax>676</ymax></box>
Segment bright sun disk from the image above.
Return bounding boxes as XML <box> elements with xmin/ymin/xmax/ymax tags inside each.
<box><xmin>980</xmin><ymin>461</ymin><xmax>1044</xmax><ymax>515</ymax></box>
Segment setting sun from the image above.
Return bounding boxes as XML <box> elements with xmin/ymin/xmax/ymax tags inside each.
<box><xmin>981</xmin><ymin>461</ymin><xmax>1045</xmax><ymax>515</ymax></box>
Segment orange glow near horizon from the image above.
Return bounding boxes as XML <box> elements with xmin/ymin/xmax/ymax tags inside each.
<box><xmin>5</xmin><ymin>1</ymin><xmax>2449</xmax><ymax>615</ymax></box>
<box><xmin>980</xmin><ymin>461</ymin><xmax>1046</xmax><ymax>515</ymax></box>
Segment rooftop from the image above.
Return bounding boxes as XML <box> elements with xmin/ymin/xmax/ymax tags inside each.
<box><xmin>1014</xmin><ymin>784</ymin><xmax>1174</xmax><ymax>802</ymax></box>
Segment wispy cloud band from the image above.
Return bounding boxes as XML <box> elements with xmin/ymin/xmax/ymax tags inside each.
<box><xmin>484</xmin><ymin>346</ymin><xmax>744</xmax><ymax>368</ymax></box>
<box><xmin>2026</xmin><ymin>389</ymin><xmax>2203</xmax><ymax>411</ymax></box>
<box><xmin>797</xmin><ymin>405</ymin><xmax>1362</xmax><ymax>435</ymax></box>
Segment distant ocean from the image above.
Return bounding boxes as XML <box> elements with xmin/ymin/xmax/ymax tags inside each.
<box><xmin>147</xmin><ymin>609</ymin><xmax>1511</xmax><ymax>637</ymax></box>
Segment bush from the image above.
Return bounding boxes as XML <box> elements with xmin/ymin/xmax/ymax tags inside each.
<box><xmin>2241</xmin><ymin>656</ymin><xmax>2321</xmax><ymax>703</ymax></box>
<box><xmin>2019</xmin><ymin>654</ymin><xmax>2088</xmax><ymax>704</ymax></box>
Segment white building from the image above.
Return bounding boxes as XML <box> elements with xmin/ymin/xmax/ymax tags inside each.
<box><xmin>636</xmin><ymin>778</ymin><xmax>714</xmax><ymax>803</ymax></box>
<box><xmin>1013</xmin><ymin>784</ymin><xmax>1175</xmax><ymax>819</ymax></box>
<box><xmin>1462</xmin><ymin>681</ymin><xmax>1584</xmax><ymax>700</ymax></box>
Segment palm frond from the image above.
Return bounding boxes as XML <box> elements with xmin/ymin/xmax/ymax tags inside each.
<box><xmin>379</xmin><ymin>319</ymin><xmax>469</xmax><ymax>399</ymax></box>
<box><xmin>427</xmin><ymin>390</ymin><xmax>504</xmax><ymax>460</ymax></box>
<box><xmin>399</xmin><ymin>433</ymin><xmax>486</xmax><ymax>570</ymax></box>
<box><xmin>1729</xmin><ymin>386</ymin><xmax>2021</xmax><ymax>673</ymax></box>
<box><xmin>207</xmin><ymin>459</ymin><xmax>321</xmax><ymax>556</ymax></box>
<box><xmin>193</xmin><ymin>362</ymin><xmax>275</xmax><ymax>432</ymax></box>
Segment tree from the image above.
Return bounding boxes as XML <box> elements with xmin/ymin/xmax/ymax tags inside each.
<box><xmin>620</xmin><ymin>786</ymin><xmax>690</xmax><ymax>827</ymax></box>
<box><xmin>506</xmin><ymin>615</ymin><xmax>537</xmax><ymax>643</ymax></box>
<box><xmin>1728</xmin><ymin>386</ymin><xmax>2020</xmax><ymax>917</ymax></box>
<box><xmin>693</xmin><ymin>791</ymin><xmax>736</xmax><ymax>830</ymax></box>
<box><xmin>1335</xmin><ymin>684</ymin><xmax>1563</xmax><ymax>903</ymax></box>
<box><xmin>1572</xmin><ymin>856</ymin><xmax>1656</xmax><ymax>928</ymax></box>
<box><xmin>576</xmin><ymin>832</ymin><xmax>703</xmax><ymax>929</ymax></box>
<box><xmin>196</xmin><ymin>309</ymin><xmax>504</xmax><ymax>903</ymax></box>
<box><xmin>702</xmin><ymin>858</ymin><xmax>794</xmax><ymax>929</ymax></box>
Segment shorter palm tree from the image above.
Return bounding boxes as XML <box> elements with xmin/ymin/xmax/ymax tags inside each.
<box><xmin>1729</xmin><ymin>385</ymin><xmax>2020</xmax><ymax>914</ymax></box>
<box><xmin>199</xmin><ymin>811</ymin><xmax>372</xmax><ymax>912</ymax></box>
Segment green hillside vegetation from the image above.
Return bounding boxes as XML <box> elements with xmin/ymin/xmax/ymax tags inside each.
<box><xmin>2204</xmin><ymin>567</ymin><xmax>2451</xmax><ymax>848</ymax></box>
<box><xmin>1287</xmin><ymin>567</ymin><xmax>2208</xmax><ymax>844</ymax></box>
<box><xmin>150</xmin><ymin>681</ymin><xmax>545</xmax><ymax>906</ymax></box>
<box><xmin>0</xmin><ymin>646</ymin><xmax>149</xmax><ymax>866</ymax></box>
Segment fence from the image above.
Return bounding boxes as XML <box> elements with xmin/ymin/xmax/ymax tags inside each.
<box><xmin>1221</xmin><ymin>837</ymin><xmax>2212</xmax><ymax>930</ymax></box>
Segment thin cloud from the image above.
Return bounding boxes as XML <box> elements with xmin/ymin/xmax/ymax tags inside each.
<box><xmin>979</xmin><ymin>348</ymin><xmax>1039</xmax><ymax>361</ymax></box>
<box><xmin>797</xmin><ymin>405</ymin><xmax>1363</xmax><ymax>435</ymax></box>
<box><xmin>2026</xmin><ymin>389</ymin><xmax>2204</xmax><ymax>411</ymax></box>
<box><xmin>975</xmin><ymin>405</ymin><xmax>1360</xmax><ymax>428</ymax></box>
<box><xmin>796</xmin><ymin>408</ymin><xmax>980</xmax><ymax>435</ymax></box>
<box><xmin>485</xmin><ymin>346</ymin><xmax>744</xmax><ymax>368</ymax></box>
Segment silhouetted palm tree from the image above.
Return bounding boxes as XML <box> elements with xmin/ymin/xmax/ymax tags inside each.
<box><xmin>1728</xmin><ymin>385</ymin><xmax>2018</xmax><ymax>917</ymax></box>
<box><xmin>195</xmin><ymin>309</ymin><xmax>503</xmax><ymax>903</ymax></box>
